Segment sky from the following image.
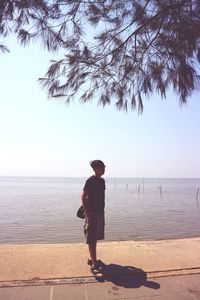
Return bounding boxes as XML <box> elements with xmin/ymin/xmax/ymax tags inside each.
<box><xmin>0</xmin><ymin>37</ymin><xmax>200</xmax><ymax>178</ymax></box>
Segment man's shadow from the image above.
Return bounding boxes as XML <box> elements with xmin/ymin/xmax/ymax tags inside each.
<box><xmin>98</xmin><ymin>264</ymin><xmax>160</xmax><ymax>289</ymax></box>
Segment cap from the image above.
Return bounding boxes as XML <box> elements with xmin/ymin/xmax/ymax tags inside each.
<box><xmin>90</xmin><ymin>160</ymin><xmax>105</xmax><ymax>169</ymax></box>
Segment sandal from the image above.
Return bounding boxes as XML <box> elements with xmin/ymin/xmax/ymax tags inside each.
<box><xmin>87</xmin><ymin>259</ymin><xmax>105</xmax><ymax>268</ymax></box>
<box><xmin>91</xmin><ymin>266</ymin><xmax>103</xmax><ymax>277</ymax></box>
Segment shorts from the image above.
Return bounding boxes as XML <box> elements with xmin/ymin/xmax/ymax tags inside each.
<box><xmin>84</xmin><ymin>212</ymin><xmax>105</xmax><ymax>244</ymax></box>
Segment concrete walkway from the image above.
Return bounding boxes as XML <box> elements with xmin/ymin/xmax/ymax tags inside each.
<box><xmin>1</xmin><ymin>273</ymin><xmax>200</xmax><ymax>300</ymax></box>
<box><xmin>0</xmin><ymin>237</ymin><xmax>200</xmax><ymax>299</ymax></box>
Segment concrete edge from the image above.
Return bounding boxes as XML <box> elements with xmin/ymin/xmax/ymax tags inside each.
<box><xmin>1</xmin><ymin>236</ymin><xmax>200</xmax><ymax>248</ymax></box>
<box><xmin>1</xmin><ymin>267</ymin><xmax>200</xmax><ymax>288</ymax></box>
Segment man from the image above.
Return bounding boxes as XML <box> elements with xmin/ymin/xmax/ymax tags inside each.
<box><xmin>81</xmin><ymin>160</ymin><xmax>106</xmax><ymax>276</ymax></box>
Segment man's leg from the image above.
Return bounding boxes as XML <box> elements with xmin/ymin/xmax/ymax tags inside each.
<box><xmin>88</xmin><ymin>242</ymin><xmax>97</xmax><ymax>266</ymax></box>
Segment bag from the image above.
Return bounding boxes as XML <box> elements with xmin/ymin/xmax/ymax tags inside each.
<box><xmin>77</xmin><ymin>205</ymin><xmax>85</xmax><ymax>219</ymax></box>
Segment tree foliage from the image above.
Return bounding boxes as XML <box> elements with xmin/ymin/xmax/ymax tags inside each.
<box><xmin>1</xmin><ymin>0</ymin><xmax>200</xmax><ymax>112</ymax></box>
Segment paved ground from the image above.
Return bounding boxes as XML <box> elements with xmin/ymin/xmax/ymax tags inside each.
<box><xmin>0</xmin><ymin>273</ymin><xmax>200</xmax><ymax>299</ymax></box>
<box><xmin>0</xmin><ymin>237</ymin><xmax>200</xmax><ymax>299</ymax></box>
<box><xmin>0</xmin><ymin>238</ymin><xmax>200</xmax><ymax>281</ymax></box>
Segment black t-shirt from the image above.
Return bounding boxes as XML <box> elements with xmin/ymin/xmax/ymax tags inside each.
<box><xmin>83</xmin><ymin>175</ymin><xmax>105</xmax><ymax>213</ymax></box>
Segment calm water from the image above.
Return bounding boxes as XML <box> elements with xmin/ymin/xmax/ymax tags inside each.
<box><xmin>0</xmin><ymin>177</ymin><xmax>200</xmax><ymax>244</ymax></box>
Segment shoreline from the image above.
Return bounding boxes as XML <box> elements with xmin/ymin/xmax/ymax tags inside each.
<box><xmin>0</xmin><ymin>234</ymin><xmax>200</xmax><ymax>246</ymax></box>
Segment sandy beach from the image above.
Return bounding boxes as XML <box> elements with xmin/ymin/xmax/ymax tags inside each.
<box><xmin>0</xmin><ymin>237</ymin><xmax>200</xmax><ymax>287</ymax></box>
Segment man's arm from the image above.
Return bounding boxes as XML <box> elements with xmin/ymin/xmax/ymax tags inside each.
<box><xmin>81</xmin><ymin>190</ymin><xmax>89</xmax><ymax>217</ymax></box>
<box><xmin>81</xmin><ymin>190</ymin><xmax>87</xmax><ymax>208</ymax></box>
<box><xmin>81</xmin><ymin>190</ymin><xmax>93</xmax><ymax>220</ymax></box>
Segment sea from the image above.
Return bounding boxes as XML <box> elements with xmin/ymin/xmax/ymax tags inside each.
<box><xmin>0</xmin><ymin>176</ymin><xmax>200</xmax><ymax>244</ymax></box>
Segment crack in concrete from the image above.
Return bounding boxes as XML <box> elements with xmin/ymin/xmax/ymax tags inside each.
<box><xmin>49</xmin><ymin>286</ymin><xmax>54</xmax><ymax>300</ymax></box>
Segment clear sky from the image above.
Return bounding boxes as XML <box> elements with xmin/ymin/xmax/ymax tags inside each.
<box><xmin>0</xmin><ymin>36</ymin><xmax>200</xmax><ymax>178</ymax></box>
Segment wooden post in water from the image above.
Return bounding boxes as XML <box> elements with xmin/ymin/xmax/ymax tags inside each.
<box><xmin>138</xmin><ymin>184</ymin><xmax>141</xmax><ymax>193</ymax></box>
<box><xmin>158</xmin><ymin>185</ymin><xmax>162</xmax><ymax>196</ymax></box>
<box><xmin>196</xmin><ymin>187</ymin><xmax>200</xmax><ymax>204</ymax></box>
